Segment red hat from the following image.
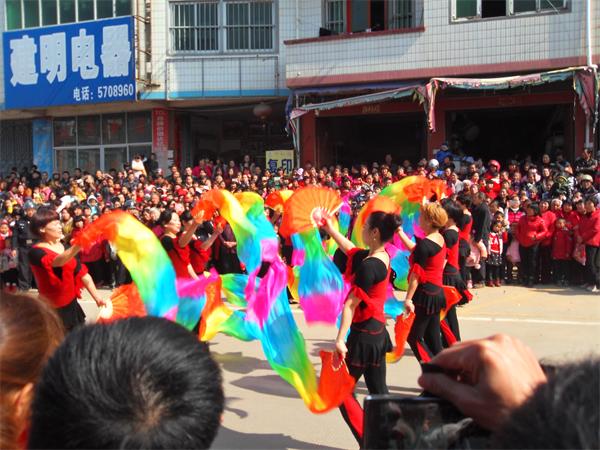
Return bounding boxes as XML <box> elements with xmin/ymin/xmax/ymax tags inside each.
<box><xmin>489</xmin><ymin>160</ymin><xmax>501</xmax><ymax>169</ymax></box>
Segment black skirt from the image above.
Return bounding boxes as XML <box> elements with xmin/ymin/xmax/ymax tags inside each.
<box><xmin>413</xmin><ymin>282</ymin><xmax>446</xmax><ymax>315</ymax></box>
<box><xmin>346</xmin><ymin>318</ymin><xmax>393</xmax><ymax>368</ymax></box>
<box><xmin>56</xmin><ymin>299</ymin><xmax>86</xmax><ymax>331</ymax></box>
<box><xmin>443</xmin><ymin>265</ymin><xmax>470</xmax><ymax>304</ymax></box>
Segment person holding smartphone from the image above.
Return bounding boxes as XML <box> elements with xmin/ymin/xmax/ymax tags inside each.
<box><xmin>322</xmin><ymin>211</ymin><xmax>401</xmax><ymax>444</ymax></box>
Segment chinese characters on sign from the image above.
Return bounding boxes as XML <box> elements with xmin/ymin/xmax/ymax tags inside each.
<box><xmin>266</xmin><ymin>150</ymin><xmax>295</xmax><ymax>174</ymax></box>
<box><xmin>3</xmin><ymin>16</ymin><xmax>135</xmax><ymax>109</ymax></box>
<box><xmin>152</xmin><ymin>109</ymin><xmax>170</xmax><ymax>170</ymax></box>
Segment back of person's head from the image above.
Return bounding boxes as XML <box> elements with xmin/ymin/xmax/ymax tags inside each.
<box><xmin>492</xmin><ymin>357</ymin><xmax>599</xmax><ymax>449</ymax></box>
<box><xmin>420</xmin><ymin>203</ymin><xmax>448</xmax><ymax>229</ymax></box>
<box><xmin>28</xmin><ymin>317</ymin><xmax>224</xmax><ymax>450</ymax></box>
<box><xmin>0</xmin><ymin>292</ymin><xmax>64</xmax><ymax>449</ymax></box>
<box><xmin>441</xmin><ymin>199</ymin><xmax>464</xmax><ymax>225</ymax></box>
<box><xmin>367</xmin><ymin>211</ymin><xmax>402</xmax><ymax>243</ymax></box>
<box><xmin>456</xmin><ymin>193</ymin><xmax>472</xmax><ymax>209</ymax></box>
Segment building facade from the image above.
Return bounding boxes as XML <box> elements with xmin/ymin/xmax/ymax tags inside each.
<box><xmin>0</xmin><ymin>0</ymin><xmax>297</xmax><ymax>175</ymax></box>
<box><xmin>284</xmin><ymin>0</ymin><xmax>599</xmax><ymax>168</ymax></box>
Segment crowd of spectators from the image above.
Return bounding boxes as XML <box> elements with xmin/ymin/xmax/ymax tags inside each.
<box><xmin>0</xmin><ymin>144</ymin><xmax>598</xmax><ymax>293</ymax></box>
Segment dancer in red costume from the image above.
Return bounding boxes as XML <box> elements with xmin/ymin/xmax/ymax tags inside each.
<box><xmin>397</xmin><ymin>203</ymin><xmax>448</xmax><ymax>363</ymax></box>
<box><xmin>322</xmin><ymin>211</ymin><xmax>400</xmax><ymax>444</ymax></box>
<box><xmin>456</xmin><ymin>193</ymin><xmax>473</xmax><ymax>287</ymax></box>
<box><xmin>158</xmin><ymin>209</ymin><xmax>200</xmax><ymax>280</ymax></box>
<box><xmin>440</xmin><ymin>200</ymin><xmax>472</xmax><ymax>347</ymax></box>
<box><xmin>28</xmin><ymin>207</ymin><xmax>106</xmax><ymax>331</ymax></box>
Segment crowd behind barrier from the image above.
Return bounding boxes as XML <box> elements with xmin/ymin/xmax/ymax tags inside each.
<box><xmin>0</xmin><ymin>145</ymin><xmax>599</xmax><ymax>294</ymax></box>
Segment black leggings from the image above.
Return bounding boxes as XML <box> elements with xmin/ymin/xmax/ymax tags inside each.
<box><xmin>519</xmin><ymin>244</ymin><xmax>539</xmax><ymax>283</ymax></box>
<box><xmin>339</xmin><ymin>360</ymin><xmax>388</xmax><ymax>444</ymax></box>
<box><xmin>407</xmin><ymin>308</ymin><xmax>442</xmax><ymax>363</ymax></box>
<box><xmin>486</xmin><ymin>264</ymin><xmax>501</xmax><ymax>282</ymax></box>
<box><xmin>586</xmin><ymin>245</ymin><xmax>600</xmax><ymax>287</ymax></box>
<box><xmin>441</xmin><ymin>305</ymin><xmax>460</xmax><ymax>348</ymax></box>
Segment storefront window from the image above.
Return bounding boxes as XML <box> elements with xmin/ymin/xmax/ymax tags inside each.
<box><xmin>77</xmin><ymin>115</ymin><xmax>100</xmax><ymax>145</ymax></box>
<box><xmin>104</xmin><ymin>146</ymin><xmax>128</xmax><ymax>172</ymax></box>
<box><xmin>54</xmin><ymin>118</ymin><xmax>77</xmax><ymax>147</ymax></box>
<box><xmin>102</xmin><ymin>114</ymin><xmax>126</xmax><ymax>144</ymax></box>
<box><xmin>55</xmin><ymin>148</ymin><xmax>77</xmax><ymax>173</ymax></box>
<box><xmin>78</xmin><ymin>148</ymin><xmax>101</xmax><ymax>173</ymax></box>
<box><xmin>129</xmin><ymin>144</ymin><xmax>152</xmax><ymax>159</ymax></box>
<box><xmin>53</xmin><ymin>114</ymin><xmax>152</xmax><ymax>172</ymax></box>
<box><xmin>127</xmin><ymin>112</ymin><xmax>152</xmax><ymax>143</ymax></box>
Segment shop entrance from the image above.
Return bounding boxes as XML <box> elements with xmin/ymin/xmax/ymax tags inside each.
<box><xmin>446</xmin><ymin>104</ymin><xmax>571</xmax><ymax>163</ymax></box>
<box><xmin>317</xmin><ymin>112</ymin><xmax>426</xmax><ymax>168</ymax></box>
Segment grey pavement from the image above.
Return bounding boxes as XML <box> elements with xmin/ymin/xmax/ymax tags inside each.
<box><xmin>71</xmin><ymin>285</ymin><xmax>600</xmax><ymax>449</ymax></box>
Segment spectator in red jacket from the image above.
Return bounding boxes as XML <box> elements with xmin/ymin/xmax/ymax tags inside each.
<box><xmin>539</xmin><ymin>200</ymin><xmax>556</xmax><ymax>284</ymax></box>
<box><xmin>578</xmin><ymin>197</ymin><xmax>600</xmax><ymax>293</ymax></box>
<box><xmin>516</xmin><ymin>202</ymin><xmax>547</xmax><ymax>287</ymax></box>
<box><xmin>551</xmin><ymin>218</ymin><xmax>573</xmax><ymax>287</ymax></box>
<box><xmin>561</xmin><ymin>201</ymin><xmax>579</xmax><ymax>230</ymax></box>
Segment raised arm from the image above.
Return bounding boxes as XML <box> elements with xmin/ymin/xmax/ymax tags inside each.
<box><xmin>397</xmin><ymin>227</ymin><xmax>416</xmax><ymax>251</ymax></box>
<box><xmin>323</xmin><ymin>218</ymin><xmax>355</xmax><ymax>255</ymax></box>
<box><xmin>52</xmin><ymin>244</ymin><xmax>81</xmax><ymax>267</ymax></box>
<box><xmin>178</xmin><ymin>221</ymin><xmax>199</xmax><ymax>248</ymax></box>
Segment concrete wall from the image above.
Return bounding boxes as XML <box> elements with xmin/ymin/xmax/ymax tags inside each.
<box><xmin>285</xmin><ymin>0</ymin><xmax>599</xmax><ymax>87</ymax></box>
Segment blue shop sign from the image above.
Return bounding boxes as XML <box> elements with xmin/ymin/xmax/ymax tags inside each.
<box><xmin>3</xmin><ymin>16</ymin><xmax>135</xmax><ymax>109</ymax></box>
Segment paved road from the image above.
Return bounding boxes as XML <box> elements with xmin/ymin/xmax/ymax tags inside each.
<box><xmin>77</xmin><ymin>285</ymin><xmax>600</xmax><ymax>450</ymax></box>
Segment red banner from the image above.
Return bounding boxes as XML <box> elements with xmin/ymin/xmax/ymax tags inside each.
<box><xmin>152</xmin><ymin>109</ymin><xmax>169</xmax><ymax>169</ymax></box>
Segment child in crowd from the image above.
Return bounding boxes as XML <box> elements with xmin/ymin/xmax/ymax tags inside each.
<box><xmin>551</xmin><ymin>218</ymin><xmax>573</xmax><ymax>287</ymax></box>
<box><xmin>486</xmin><ymin>221</ymin><xmax>505</xmax><ymax>287</ymax></box>
<box><xmin>0</xmin><ymin>220</ymin><xmax>17</xmax><ymax>291</ymax></box>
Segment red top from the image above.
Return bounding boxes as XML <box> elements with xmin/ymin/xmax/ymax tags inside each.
<box><xmin>443</xmin><ymin>229</ymin><xmax>459</xmax><ymax>270</ymax></box>
<box><xmin>344</xmin><ymin>247</ymin><xmax>390</xmax><ymax>323</ymax></box>
<box><xmin>0</xmin><ymin>232</ymin><xmax>10</xmax><ymax>251</ymax></box>
<box><xmin>409</xmin><ymin>239</ymin><xmax>445</xmax><ymax>286</ymax></box>
<box><xmin>552</xmin><ymin>229</ymin><xmax>573</xmax><ymax>260</ymax></box>
<box><xmin>161</xmin><ymin>235</ymin><xmax>192</xmax><ymax>279</ymax></box>
<box><xmin>516</xmin><ymin>215</ymin><xmax>547</xmax><ymax>248</ymax></box>
<box><xmin>189</xmin><ymin>238</ymin><xmax>211</xmax><ymax>274</ymax></box>
<box><xmin>458</xmin><ymin>214</ymin><xmax>472</xmax><ymax>242</ymax></box>
<box><xmin>29</xmin><ymin>246</ymin><xmax>88</xmax><ymax>308</ymax></box>
<box><xmin>579</xmin><ymin>209</ymin><xmax>600</xmax><ymax>246</ymax></box>
<box><xmin>540</xmin><ymin>210</ymin><xmax>557</xmax><ymax>246</ymax></box>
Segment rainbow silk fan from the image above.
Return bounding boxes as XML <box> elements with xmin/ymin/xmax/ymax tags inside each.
<box><xmin>279</xmin><ymin>186</ymin><xmax>343</xmax><ymax>237</ymax></box>
<box><xmin>265</xmin><ymin>189</ymin><xmax>294</xmax><ymax>214</ymax></box>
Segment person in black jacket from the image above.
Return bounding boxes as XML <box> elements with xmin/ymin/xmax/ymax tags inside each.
<box><xmin>470</xmin><ymin>192</ymin><xmax>491</xmax><ymax>287</ymax></box>
<box><xmin>11</xmin><ymin>201</ymin><xmax>37</xmax><ymax>291</ymax></box>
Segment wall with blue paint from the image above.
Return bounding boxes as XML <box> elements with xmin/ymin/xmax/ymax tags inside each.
<box><xmin>32</xmin><ymin>119</ymin><xmax>53</xmax><ymax>174</ymax></box>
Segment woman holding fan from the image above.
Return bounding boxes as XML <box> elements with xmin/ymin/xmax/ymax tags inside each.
<box><xmin>322</xmin><ymin>210</ymin><xmax>400</xmax><ymax>444</ymax></box>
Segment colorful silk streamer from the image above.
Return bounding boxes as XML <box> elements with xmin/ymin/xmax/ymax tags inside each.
<box><xmin>295</xmin><ymin>228</ymin><xmax>345</xmax><ymax>325</ymax></box>
<box><xmin>197</xmin><ymin>192</ymin><xmax>355</xmax><ymax>412</ymax></box>
<box><xmin>73</xmin><ymin>211</ymin><xmax>179</xmax><ymax>318</ymax></box>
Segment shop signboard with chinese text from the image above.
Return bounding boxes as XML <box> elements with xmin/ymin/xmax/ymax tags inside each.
<box><xmin>152</xmin><ymin>109</ymin><xmax>170</xmax><ymax>169</ymax></box>
<box><xmin>266</xmin><ymin>150</ymin><xmax>294</xmax><ymax>174</ymax></box>
<box><xmin>3</xmin><ymin>16</ymin><xmax>135</xmax><ymax>109</ymax></box>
